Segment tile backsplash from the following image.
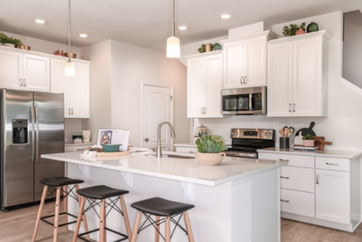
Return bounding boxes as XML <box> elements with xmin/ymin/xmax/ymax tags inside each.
<box><xmin>194</xmin><ymin>116</ymin><xmax>362</xmax><ymax>152</ymax></box>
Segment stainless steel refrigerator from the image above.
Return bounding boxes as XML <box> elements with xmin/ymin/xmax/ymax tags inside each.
<box><xmin>0</xmin><ymin>89</ymin><xmax>65</xmax><ymax>210</ymax></box>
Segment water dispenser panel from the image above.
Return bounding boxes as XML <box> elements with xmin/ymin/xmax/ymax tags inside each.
<box><xmin>12</xmin><ymin>119</ymin><xmax>28</xmax><ymax>144</ymax></box>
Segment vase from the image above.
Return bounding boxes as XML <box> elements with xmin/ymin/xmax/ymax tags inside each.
<box><xmin>303</xmin><ymin>140</ymin><xmax>315</xmax><ymax>147</ymax></box>
<box><xmin>295</xmin><ymin>29</ymin><xmax>306</xmax><ymax>35</ymax></box>
<box><xmin>195</xmin><ymin>152</ymin><xmax>226</xmax><ymax>166</ymax></box>
<box><xmin>307</xmin><ymin>22</ymin><xmax>319</xmax><ymax>33</ymax></box>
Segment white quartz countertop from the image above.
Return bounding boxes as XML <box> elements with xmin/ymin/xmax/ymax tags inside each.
<box><xmin>174</xmin><ymin>143</ymin><xmax>197</xmax><ymax>148</ymax></box>
<box><xmin>258</xmin><ymin>147</ymin><xmax>362</xmax><ymax>159</ymax></box>
<box><xmin>42</xmin><ymin>151</ymin><xmax>286</xmax><ymax>186</ymax></box>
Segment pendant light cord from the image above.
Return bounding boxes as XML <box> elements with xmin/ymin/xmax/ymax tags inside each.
<box><xmin>67</xmin><ymin>0</ymin><xmax>72</xmax><ymax>62</ymax></box>
<box><xmin>172</xmin><ymin>0</ymin><xmax>176</xmax><ymax>37</ymax></box>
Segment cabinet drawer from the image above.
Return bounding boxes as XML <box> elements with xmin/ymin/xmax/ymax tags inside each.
<box><xmin>65</xmin><ymin>145</ymin><xmax>91</xmax><ymax>152</ymax></box>
<box><xmin>281</xmin><ymin>189</ymin><xmax>315</xmax><ymax>217</ymax></box>
<box><xmin>280</xmin><ymin>166</ymin><xmax>314</xmax><ymax>192</ymax></box>
<box><xmin>259</xmin><ymin>153</ymin><xmax>314</xmax><ymax>168</ymax></box>
<box><xmin>316</xmin><ymin>157</ymin><xmax>350</xmax><ymax>172</ymax></box>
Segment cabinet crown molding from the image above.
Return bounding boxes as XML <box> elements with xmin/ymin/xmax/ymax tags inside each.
<box><xmin>269</xmin><ymin>30</ymin><xmax>333</xmax><ymax>45</ymax></box>
<box><xmin>220</xmin><ymin>30</ymin><xmax>277</xmax><ymax>44</ymax></box>
<box><xmin>184</xmin><ymin>50</ymin><xmax>222</xmax><ymax>59</ymax></box>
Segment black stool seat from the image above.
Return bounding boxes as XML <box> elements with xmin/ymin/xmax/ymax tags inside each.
<box><xmin>40</xmin><ymin>177</ymin><xmax>84</xmax><ymax>186</ymax></box>
<box><xmin>131</xmin><ymin>197</ymin><xmax>195</xmax><ymax>217</ymax></box>
<box><xmin>77</xmin><ymin>185</ymin><xmax>129</xmax><ymax>199</ymax></box>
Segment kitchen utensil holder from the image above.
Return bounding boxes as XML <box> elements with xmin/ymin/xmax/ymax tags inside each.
<box><xmin>280</xmin><ymin>137</ymin><xmax>290</xmax><ymax>149</ymax></box>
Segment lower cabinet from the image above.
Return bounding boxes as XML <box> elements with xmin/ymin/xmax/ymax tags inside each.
<box><xmin>258</xmin><ymin>151</ymin><xmax>360</xmax><ymax>232</ymax></box>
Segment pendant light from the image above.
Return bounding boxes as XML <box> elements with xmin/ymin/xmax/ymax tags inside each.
<box><xmin>64</xmin><ymin>0</ymin><xmax>75</xmax><ymax>76</ymax></box>
<box><xmin>166</xmin><ymin>0</ymin><xmax>180</xmax><ymax>58</ymax></box>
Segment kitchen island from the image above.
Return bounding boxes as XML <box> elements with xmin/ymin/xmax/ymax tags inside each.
<box><xmin>42</xmin><ymin>151</ymin><xmax>287</xmax><ymax>242</ymax></box>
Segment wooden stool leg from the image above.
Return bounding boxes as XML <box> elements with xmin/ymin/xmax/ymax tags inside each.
<box><xmin>119</xmin><ymin>195</ymin><xmax>132</xmax><ymax>240</ymax></box>
<box><xmin>183</xmin><ymin>212</ymin><xmax>195</xmax><ymax>242</ymax></box>
<box><xmin>154</xmin><ymin>216</ymin><xmax>160</xmax><ymax>242</ymax></box>
<box><xmin>165</xmin><ymin>217</ymin><xmax>171</xmax><ymax>242</ymax></box>
<box><xmin>63</xmin><ymin>185</ymin><xmax>68</xmax><ymax>233</ymax></box>
<box><xmin>131</xmin><ymin>211</ymin><xmax>142</xmax><ymax>242</ymax></box>
<box><xmin>99</xmin><ymin>199</ymin><xmax>106</xmax><ymax>242</ymax></box>
<box><xmin>53</xmin><ymin>187</ymin><xmax>61</xmax><ymax>242</ymax></box>
<box><xmin>72</xmin><ymin>196</ymin><xmax>86</xmax><ymax>242</ymax></box>
<box><xmin>32</xmin><ymin>185</ymin><xmax>48</xmax><ymax>242</ymax></box>
<box><xmin>75</xmin><ymin>184</ymin><xmax>90</xmax><ymax>241</ymax></box>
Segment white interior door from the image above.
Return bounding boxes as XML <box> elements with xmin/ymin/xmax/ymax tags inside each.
<box><xmin>143</xmin><ymin>84</ymin><xmax>173</xmax><ymax>150</ymax></box>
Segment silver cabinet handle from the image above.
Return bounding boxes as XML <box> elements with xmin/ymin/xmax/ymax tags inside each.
<box><xmin>289</xmin><ymin>103</ymin><xmax>291</xmax><ymax>112</ymax></box>
<box><xmin>280</xmin><ymin>176</ymin><xmax>289</xmax><ymax>179</ymax></box>
<box><xmin>68</xmin><ymin>108</ymin><xmax>71</xmax><ymax>115</ymax></box>
<box><xmin>71</xmin><ymin>108</ymin><xmax>74</xmax><ymax>115</ymax></box>
<box><xmin>316</xmin><ymin>175</ymin><xmax>319</xmax><ymax>185</ymax></box>
<box><xmin>77</xmin><ymin>148</ymin><xmax>85</xmax><ymax>151</ymax></box>
<box><xmin>201</xmin><ymin>107</ymin><xmax>203</xmax><ymax>114</ymax></box>
<box><xmin>204</xmin><ymin>107</ymin><xmax>207</xmax><ymax>114</ymax></box>
<box><xmin>23</xmin><ymin>79</ymin><xmax>26</xmax><ymax>87</ymax></box>
<box><xmin>293</xmin><ymin>103</ymin><xmax>295</xmax><ymax>112</ymax></box>
<box><xmin>145</xmin><ymin>138</ymin><xmax>149</xmax><ymax>142</ymax></box>
<box><xmin>280</xmin><ymin>199</ymin><xmax>289</xmax><ymax>203</ymax></box>
<box><xmin>326</xmin><ymin>162</ymin><xmax>338</xmax><ymax>166</ymax></box>
<box><xmin>240</xmin><ymin>76</ymin><xmax>243</xmax><ymax>84</ymax></box>
<box><xmin>279</xmin><ymin>159</ymin><xmax>289</xmax><ymax>162</ymax></box>
<box><xmin>19</xmin><ymin>79</ymin><xmax>24</xmax><ymax>86</ymax></box>
<box><xmin>244</xmin><ymin>76</ymin><xmax>247</xmax><ymax>84</ymax></box>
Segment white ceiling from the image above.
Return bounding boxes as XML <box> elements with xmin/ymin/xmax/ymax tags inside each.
<box><xmin>0</xmin><ymin>0</ymin><xmax>360</xmax><ymax>52</ymax></box>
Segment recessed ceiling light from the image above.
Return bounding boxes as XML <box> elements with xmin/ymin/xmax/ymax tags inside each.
<box><xmin>34</xmin><ymin>19</ymin><xmax>46</xmax><ymax>24</ymax></box>
<box><xmin>220</xmin><ymin>13</ymin><xmax>231</xmax><ymax>19</ymax></box>
<box><xmin>178</xmin><ymin>25</ymin><xmax>187</xmax><ymax>30</ymax></box>
<box><xmin>79</xmin><ymin>33</ymin><xmax>88</xmax><ymax>38</ymax></box>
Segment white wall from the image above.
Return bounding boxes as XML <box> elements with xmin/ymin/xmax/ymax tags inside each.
<box><xmin>109</xmin><ymin>40</ymin><xmax>189</xmax><ymax>147</ymax></box>
<box><xmin>191</xmin><ymin>11</ymin><xmax>362</xmax><ymax>152</ymax></box>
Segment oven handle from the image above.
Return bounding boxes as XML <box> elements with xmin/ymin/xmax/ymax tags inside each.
<box><xmin>249</xmin><ymin>93</ymin><xmax>252</xmax><ymax>111</ymax></box>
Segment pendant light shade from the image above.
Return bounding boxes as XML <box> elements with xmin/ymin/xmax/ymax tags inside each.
<box><xmin>64</xmin><ymin>0</ymin><xmax>75</xmax><ymax>77</ymax></box>
<box><xmin>166</xmin><ymin>0</ymin><xmax>180</xmax><ymax>58</ymax></box>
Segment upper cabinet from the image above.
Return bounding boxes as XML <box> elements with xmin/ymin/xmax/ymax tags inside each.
<box><xmin>187</xmin><ymin>51</ymin><xmax>223</xmax><ymax>118</ymax></box>
<box><xmin>221</xmin><ymin>31</ymin><xmax>275</xmax><ymax>89</ymax></box>
<box><xmin>51</xmin><ymin>58</ymin><xmax>90</xmax><ymax>118</ymax></box>
<box><xmin>267</xmin><ymin>30</ymin><xmax>332</xmax><ymax>117</ymax></box>
<box><xmin>0</xmin><ymin>47</ymin><xmax>50</xmax><ymax>92</ymax></box>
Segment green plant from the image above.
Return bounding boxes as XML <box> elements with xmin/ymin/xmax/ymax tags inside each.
<box><xmin>302</xmin><ymin>134</ymin><xmax>315</xmax><ymax>140</ymax></box>
<box><xmin>0</xmin><ymin>32</ymin><xmax>23</xmax><ymax>46</ymax></box>
<box><xmin>195</xmin><ymin>135</ymin><xmax>227</xmax><ymax>153</ymax></box>
<box><xmin>198</xmin><ymin>43</ymin><xmax>206</xmax><ymax>53</ymax></box>
<box><xmin>282</xmin><ymin>22</ymin><xmax>306</xmax><ymax>37</ymax></box>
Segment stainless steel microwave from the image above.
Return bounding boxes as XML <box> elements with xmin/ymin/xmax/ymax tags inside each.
<box><xmin>221</xmin><ymin>86</ymin><xmax>266</xmax><ymax>115</ymax></box>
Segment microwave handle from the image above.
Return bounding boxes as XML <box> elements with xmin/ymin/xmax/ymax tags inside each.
<box><xmin>249</xmin><ymin>94</ymin><xmax>252</xmax><ymax>111</ymax></box>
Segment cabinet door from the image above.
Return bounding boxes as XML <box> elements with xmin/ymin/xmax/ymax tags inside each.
<box><xmin>292</xmin><ymin>37</ymin><xmax>323</xmax><ymax>116</ymax></box>
<box><xmin>187</xmin><ymin>58</ymin><xmax>205</xmax><ymax>117</ymax></box>
<box><xmin>50</xmin><ymin>58</ymin><xmax>70</xmax><ymax>117</ymax></box>
<box><xmin>22</xmin><ymin>54</ymin><xmax>50</xmax><ymax>92</ymax></box>
<box><xmin>244</xmin><ymin>36</ymin><xmax>267</xmax><ymax>87</ymax></box>
<box><xmin>204</xmin><ymin>54</ymin><xmax>223</xmax><ymax>117</ymax></box>
<box><xmin>0</xmin><ymin>49</ymin><xmax>23</xmax><ymax>89</ymax></box>
<box><xmin>223</xmin><ymin>41</ymin><xmax>243</xmax><ymax>89</ymax></box>
<box><xmin>267</xmin><ymin>42</ymin><xmax>293</xmax><ymax>117</ymax></box>
<box><xmin>68</xmin><ymin>62</ymin><xmax>90</xmax><ymax>118</ymax></box>
<box><xmin>316</xmin><ymin>169</ymin><xmax>350</xmax><ymax>224</ymax></box>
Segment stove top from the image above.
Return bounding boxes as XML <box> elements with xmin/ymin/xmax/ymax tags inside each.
<box><xmin>225</xmin><ymin>128</ymin><xmax>275</xmax><ymax>158</ymax></box>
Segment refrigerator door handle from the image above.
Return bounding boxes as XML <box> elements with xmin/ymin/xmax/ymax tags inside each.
<box><xmin>35</xmin><ymin>107</ymin><xmax>40</xmax><ymax>162</ymax></box>
<box><xmin>30</xmin><ymin>106</ymin><xmax>36</xmax><ymax>161</ymax></box>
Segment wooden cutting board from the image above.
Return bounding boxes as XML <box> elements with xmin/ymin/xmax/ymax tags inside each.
<box><xmin>314</xmin><ymin>136</ymin><xmax>332</xmax><ymax>150</ymax></box>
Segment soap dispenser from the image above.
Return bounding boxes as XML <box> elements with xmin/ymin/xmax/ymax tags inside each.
<box><xmin>294</xmin><ymin>131</ymin><xmax>303</xmax><ymax>146</ymax></box>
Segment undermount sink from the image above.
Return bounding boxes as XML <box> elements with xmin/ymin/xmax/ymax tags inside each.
<box><xmin>145</xmin><ymin>154</ymin><xmax>194</xmax><ymax>159</ymax></box>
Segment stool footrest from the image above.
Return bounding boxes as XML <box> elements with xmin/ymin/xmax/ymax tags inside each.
<box><xmin>40</xmin><ymin>212</ymin><xmax>78</xmax><ymax>228</ymax></box>
<box><xmin>78</xmin><ymin>227</ymin><xmax>128</xmax><ymax>242</ymax></box>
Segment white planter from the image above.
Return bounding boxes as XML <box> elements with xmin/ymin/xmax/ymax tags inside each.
<box><xmin>303</xmin><ymin>140</ymin><xmax>315</xmax><ymax>147</ymax></box>
<box><xmin>195</xmin><ymin>152</ymin><xmax>226</xmax><ymax>166</ymax></box>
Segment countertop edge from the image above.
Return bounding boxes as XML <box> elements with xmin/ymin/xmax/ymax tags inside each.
<box><xmin>258</xmin><ymin>148</ymin><xmax>362</xmax><ymax>159</ymax></box>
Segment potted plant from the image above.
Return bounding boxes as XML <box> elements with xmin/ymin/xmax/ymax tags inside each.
<box><xmin>195</xmin><ymin>135</ymin><xmax>227</xmax><ymax>166</ymax></box>
<box><xmin>282</xmin><ymin>22</ymin><xmax>306</xmax><ymax>37</ymax></box>
<box><xmin>0</xmin><ymin>32</ymin><xmax>23</xmax><ymax>47</ymax></box>
<box><xmin>302</xmin><ymin>134</ymin><xmax>315</xmax><ymax>147</ymax></box>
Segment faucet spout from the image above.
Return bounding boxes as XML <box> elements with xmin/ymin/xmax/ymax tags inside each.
<box><xmin>156</xmin><ymin>121</ymin><xmax>176</xmax><ymax>158</ymax></box>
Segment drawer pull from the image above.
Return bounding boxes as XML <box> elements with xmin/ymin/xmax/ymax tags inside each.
<box><xmin>279</xmin><ymin>159</ymin><xmax>289</xmax><ymax>162</ymax></box>
<box><xmin>326</xmin><ymin>162</ymin><xmax>338</xmax><ymax>166</ymax></box>
<box><xmin>280</xmin><ymin>199</ymin><xmax>289</xmax><ymax>203</ymax></box>
<box><xmin>77</xmin><ymin>148</ymin><xmax>85</xmax><ymax>151</ymax></box>
<box><xmin>280</xmin><ymin>176</ymin><xmax>289</xmax><ymax>179</ymax></box>
<box><xmin>316</xmin><ymin>175</ymin><xmax>319</xmax><ymax>185</ymax></box>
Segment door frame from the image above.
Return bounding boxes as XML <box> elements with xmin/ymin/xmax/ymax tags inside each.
<box><xmin>141</xmin><ymin>82</ymin><xmax>174</xmax><ymax>149</ymax></box>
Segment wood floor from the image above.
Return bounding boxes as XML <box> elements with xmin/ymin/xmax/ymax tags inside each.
<box><xmin>1</xmin><ymin>202</ymin><xmax>362</xmax><ymax>241</ymax></box>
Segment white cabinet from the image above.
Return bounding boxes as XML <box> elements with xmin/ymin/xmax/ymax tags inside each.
<box><xmin>258</xmin><ymin>150</ymin><xmax>360</xmax><ymax>232</ymax></box>
<box><xmin>221</xmin><ymin>31</ymin><xmax>274</xmax><ymax>89</ymax></box>
<box><xmin>0</xmin><ymin>47</ymin><xmax>50</xmax><ymax>92</ymax></box>
<box><xmin>51</xmin><ymin>58</ymin><xmax>90</xmax><ymax>118</ymax></box>
<box><xmin>267</xmin><ymin>30</ymin><xmax>332</xmax><ymax>117</ymax></box>
<box><xmin>187</xmin><ymin>51</ymin><xmax>223</xmax><ymax>118</ymax></box>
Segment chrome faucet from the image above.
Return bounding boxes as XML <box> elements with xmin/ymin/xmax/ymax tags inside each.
<box><xmin>156</xmin><ymin>121</ymin><xmax>176</xmax><ymax>158</ymax></box>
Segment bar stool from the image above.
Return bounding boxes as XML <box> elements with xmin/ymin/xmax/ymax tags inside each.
<box><xmin>32</xmin><ymin>177</ymin><xmax>89</xmax><ymax>242</ymax></box>
<box><xmin>72</xmin><ymin>185</ymin><xmax>132</xmax><ymax>242</ymax></box>
<box><xmin>130</xmin><ymin>197</ymin><xmax>195</xmax><ymax>242</ymax></box>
